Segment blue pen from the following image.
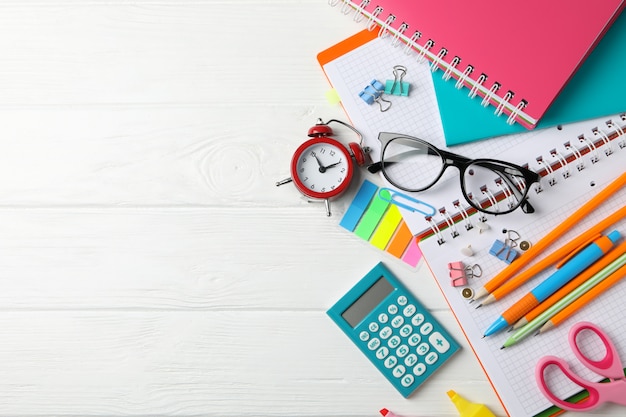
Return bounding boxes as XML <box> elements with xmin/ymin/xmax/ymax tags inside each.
<box><xmin>483</xmin><ymin>230</ymin><xmax>621</xmax><ymax>337</ymax></box>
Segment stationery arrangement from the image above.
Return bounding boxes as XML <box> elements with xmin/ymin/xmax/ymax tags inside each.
<box><xmin>482</xmin><ymin>231</ymin><xmax>620</xmax><ymax>337</ymax></box>
<box><xmin>317</xmin><ymin>3</ymin><xmax>626</xmax><ymax>416</ymax></box>
<box><xmin>328</xmin><ymin>0</ymin><xmax>626</xmax><ymax>129</ymax></box>
<box><xmin>415</xmin><ymin>146</ymin><xmax>625</xmax><ymax>417</ymax></box>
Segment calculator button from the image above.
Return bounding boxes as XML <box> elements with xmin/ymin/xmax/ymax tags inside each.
<box><xmin>392</xmin><ymin>365</ymin><xmax>406</xmax><ymax>378</ymax></box>
<box><xmin>401</xmin><ymin>374</ymin><xmax>415</xmax><ymax>387</ymax></box>
<box><xmin>420</xmin><ymin>322</ymin><xmax>434</xmax><ymax>335</ymax></box>
<box><xmin>384</xmin><ymin>356</ymin><xmax>398</xmax><ymax>369</ymax></box>
<box><xmin>396</xmin><ymin>344</ymin><xmax>409</xmax><ymax>358</ymax></box>
<box><xmin>379</xmin><ymin>326</ymin><xmax>393</xmax><ymax>340</ymax></box>
<box><xmin>404</xmin><ymin>353</ymin><xmax>418</xmax><ymax>367</ymax></box>
<box><xmin>387</xmin><ymin>304</ymin><xmax>399</xmax><ymax>315</ymax></box>
<box><xmin>368</xmin><ymin>322</ymin><xmax>379</xmax><ymax>332</ymax></box>
<box><xmin>399</xmin><ymin>324</ymin><xmax>413</xmax><ymax>337</ymax></box>
<box><xmin>408</xmin><ymin>333</ymin><xmax>421</xmax><ymax>346</ymax></box>
<box><xmin>376</xmin><ymin>346</ymin><xmax>389</xmax><ymax>360</ymax></box>
<box><xmin>367</xmin><ymin>338</ymin><xmax>381</xmax><ymax>350</ymax></box>
<box><xmin>403</xmin><ymin>304</ymin><xmax>416</xmax><ymax>317</ymax></box>
<box><xmin>391</xmin><ymin>316</ymin><xmax>404</xmax><ymax>328</ymax></box>
<box><xmin>397</xmin><ymin>295</ymin><xmax>408</xmax><ymax>306</ymax></box>
<box><xmin>388</xmin><ymin>335</ymin><xmax>401</xmax><ymax>348</ymax></box>
<box><xmin>413</xmin><ymin>363</ymin><xmax>427</xmax><ymax>376</ymax></box>
<box><xmin>416</xmin><ymin>342</ymin><xmax>430</xmax><ymax>356</ymax></box>
<box><xmin>425</xmin><ymin>352</ymin><xmax>438</xmax><ymax>365</ymax></box>
<box><xmin>378</xmin><ymin>313</ymin><xmax>389</xmax><ymax>324</ymax></box>
<box><xmin>429</xmin><ymin>332</ymin><xmax>451</xmax><ymax>353</ymax></box>
<box><xmin>411</xmin><ymin>313</ymin><xmax>425</xmax><ymax>326</ymax></box>
<box><xmin>359</xmin><ymin>331</ymin><xmax>369</xmax><ymax>341</ymax></box>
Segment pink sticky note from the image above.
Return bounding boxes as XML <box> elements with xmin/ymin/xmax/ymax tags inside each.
<box><xmin>402</xmin><ymin>238</ymin><xmax>422</xmax><ymax>267</ymax></box>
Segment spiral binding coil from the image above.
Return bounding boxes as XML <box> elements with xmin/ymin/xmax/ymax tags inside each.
<box><xmin>329</xmin><ymin>1</ymin><xmax>530</xmax><ymax>126</ymax></box>
<box><xmin>418</xmin><ymin>114</ymin><xmax>626</xmax><ymax>244</ymax></box>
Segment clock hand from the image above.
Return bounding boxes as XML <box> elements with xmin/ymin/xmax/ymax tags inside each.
<box><xmin>323</xmin><ymin>160</ymin><xmax>342</xmax><ymax>169</ymax></box>
<box><xmin>313</xmin><ymin>155</ymin><xmax>328</xmax><ymax>173</ymax></box>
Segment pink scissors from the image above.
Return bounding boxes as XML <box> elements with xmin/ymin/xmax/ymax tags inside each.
<box><xmin>536</xmin><ymin>321</ymin><xmax>626</xmax><ymax>412</ymax></box>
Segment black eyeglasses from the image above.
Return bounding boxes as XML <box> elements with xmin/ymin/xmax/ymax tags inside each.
<box><xmin>368</xmin><ymin>132</ymin><xmax>541</xmax><ymax>215</ymax></box>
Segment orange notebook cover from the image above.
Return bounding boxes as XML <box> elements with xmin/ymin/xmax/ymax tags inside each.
<box><xmin>329</xmin><ymin>0</ymin><xmax>625</xmax><ymax>129</ymax></box>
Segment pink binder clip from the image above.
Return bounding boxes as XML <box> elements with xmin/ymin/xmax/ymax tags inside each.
<box><xmin>448</xmin><ymin>261</ymin><xmax>467</xmax><ymax>287</ymax></box>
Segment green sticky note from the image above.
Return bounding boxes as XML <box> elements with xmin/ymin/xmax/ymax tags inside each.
<box><xmin>354</xmin><ymin>189</ymin><xmax>391</xmax><ymax>240</ymax></box>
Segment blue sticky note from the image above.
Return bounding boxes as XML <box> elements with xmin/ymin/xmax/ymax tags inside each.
<box><xmin>339</xmin><ymin>180</ymin><xmax>378</xmax><ymax>231</ymax></box>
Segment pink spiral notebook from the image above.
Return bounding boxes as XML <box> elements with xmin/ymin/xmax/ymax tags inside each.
<box><xmin>329</xmin><ymin>0</ymin><xmax>625</xmax><ymax>129</ymax></box>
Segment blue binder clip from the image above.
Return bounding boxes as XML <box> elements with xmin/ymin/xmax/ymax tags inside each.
<box><xmin>489</xmin><ymin>239</ymin><xmax>519</xmax><ymax>264</ymax></box>
<box><xmin>359</xmin><ymin>79</ymin><xmax>392</xmax><ymax>112</ymax></box>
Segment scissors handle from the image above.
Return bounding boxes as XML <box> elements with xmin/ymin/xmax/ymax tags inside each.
<box><xmin>569</xmin><ymin>321</ymin><xmax>625</xmax><ymax>379</ymax></box>
<box><xmin>536</xmin><ymin>355</ymin><xmax>603</xmax><ymax>411</ymax></box>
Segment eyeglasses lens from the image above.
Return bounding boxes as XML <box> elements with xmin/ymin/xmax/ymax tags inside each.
<box><xmin>462</xmin><ymin>161</ymin><xmax>527</xmax><ymax>214</ymax></box>
<box><xmin>382</xmin><ymin>138</ymin><xmax>442</xmax><ymax>191</ymax></box>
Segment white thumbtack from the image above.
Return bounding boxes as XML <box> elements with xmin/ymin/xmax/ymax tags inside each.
<box><xmin>460</xmin><ymin>245</ymin><xmax>473</xmax><ymax>257</ymax></box>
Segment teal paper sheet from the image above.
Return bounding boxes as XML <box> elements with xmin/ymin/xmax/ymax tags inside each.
<box><xmin>434</xmin><ymin>11</ymin><xmax>626</xmax><ymax>146</ymax></box>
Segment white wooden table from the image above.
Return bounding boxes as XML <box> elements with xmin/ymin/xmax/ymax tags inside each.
<box><xmin>0</xmin><ymin>1</ymin><xmax>621</xmax><ymax>416</ymax></box>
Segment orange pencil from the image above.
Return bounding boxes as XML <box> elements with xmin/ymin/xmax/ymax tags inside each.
<box><xmin>472</xmin><ymin>172</ymin><xmax>626</xmax><ymax>304</ymax></box>
<box><xmin>477</xmin><ymin>207</ymin><xmax>626</xmax><ymax>307</ymax></box>
<box><xmin>538</xmin><ymin>262</ymin><xmax>626</xmax><ymax>334</ymax></box>
<box><xmin>482</xmin><ymin>232</ymin><xmax>620</xmax><ymax>336</ymax></box>
<box><xmin>513</xmin><ymin>239</ymin><xmax>626</xmax><ymax>329</ymax></box>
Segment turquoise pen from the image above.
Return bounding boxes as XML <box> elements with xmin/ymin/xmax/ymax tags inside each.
<box><xmin>483</xmin><ymin>230</ymin><xmax>621</xmax><ymax>337</ymax></box>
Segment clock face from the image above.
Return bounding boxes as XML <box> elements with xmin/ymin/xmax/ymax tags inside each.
<box><xmin>290</xmin><ymin>137</ymin><xmax>353</xmax><ymax>199</ymax></box>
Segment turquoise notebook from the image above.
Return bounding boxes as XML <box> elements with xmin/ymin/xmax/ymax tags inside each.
<box><xmin>434</xmin><ymin>11</ymin><xmax>626</xmax><ymax>146</ymax></box>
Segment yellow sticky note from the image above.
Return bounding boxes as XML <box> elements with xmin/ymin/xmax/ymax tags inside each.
<box><xmin>325</xmin><ymin>89</ymin><xmax>341</xmax><ymax>105</ymax></box>
<box><xmin>370</xmin><ymin>205</ymin><xmax>403</xmax><ymax>250</ymax></box>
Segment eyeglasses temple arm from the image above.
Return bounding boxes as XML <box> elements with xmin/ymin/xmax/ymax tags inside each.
<box><xmin>367</xmin><ymin>147</ymin><xmax>435</xmax><ymax>173</ymax></box>
<box><xmin>367</xmin><ymin>161</ymin><xmax>383</xmax><ymax>173</ymax></box>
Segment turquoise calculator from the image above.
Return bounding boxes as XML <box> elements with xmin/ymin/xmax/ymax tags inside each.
<box><xmin>327</xmin><ymin>262</ymin><xmax>459</xmax><ymax>397</ymax></box>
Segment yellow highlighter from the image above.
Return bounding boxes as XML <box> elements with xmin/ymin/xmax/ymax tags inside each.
<box><xmin>448</xmin><ymin>390</ymin><xmax>497</xmax><ymax>417</ymax></box>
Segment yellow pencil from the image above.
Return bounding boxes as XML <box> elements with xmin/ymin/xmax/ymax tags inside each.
<box><xmin>538</xmin><ymin>261</ymin><xmax>626</xmax><ymax>334</ymax></box>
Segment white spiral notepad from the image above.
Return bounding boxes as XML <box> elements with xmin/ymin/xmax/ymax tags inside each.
<box><xmin>319</xmin><ymin>33</ymin><xmax>626</xmax><ymax>417</ymax></box>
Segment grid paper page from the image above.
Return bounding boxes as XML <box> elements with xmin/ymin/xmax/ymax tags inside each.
<box><xmin>321</xmin><ymin>34</ymin><xmax>626</xmax><ymax>416</ymax></box>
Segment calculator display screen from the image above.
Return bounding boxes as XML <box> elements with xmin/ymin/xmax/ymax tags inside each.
<box><xmin>341</xmin><ymin>276</ymin><xmax>394</xmax><ymax>328</ymax></box>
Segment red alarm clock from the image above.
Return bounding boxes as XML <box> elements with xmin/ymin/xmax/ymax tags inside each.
<box><xmin>276</xmin><ymin>118</ymin><xmax>369</xmax><ymax>216</ymax></box>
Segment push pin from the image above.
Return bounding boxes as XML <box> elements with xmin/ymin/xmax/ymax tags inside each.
<box><xmin>460</xmin><ymin>245</ymin><xmax>473</xmax><ymax>257</ymax></box>
<box><xmin>461</xmin><ymin>287</ymin><xmax>474</xmax><ymax>300</ymax></box>
<box><xmin>385</xmin><ymin>65</ymin><xmax>410</xmax><ymax>96</ymax></box>
<box><xmin>358</xmin><ymin>79</ymin><xmax>392</xmax><ymax>112</ymax></box>
<box><xmin>477</xmin><ymin>221</ymin><xmax>490</xmax><ymax>233</ymax></box>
